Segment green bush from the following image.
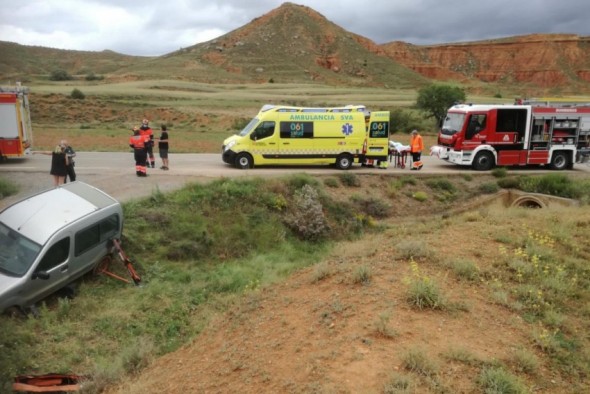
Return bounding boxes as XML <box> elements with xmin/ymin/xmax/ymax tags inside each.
<box><xmin>491</xmin><ymin>167</ymin><xmax>508</xmax><ymax>178</ymax></box>
<box><xmin>85</xmin><ymin>72</ymin><xmax>104</xmax><ymax>81</ymax></box>
<box><xmin>350</xmin><ymin>195</ymin><xmax>390</xmax><ymax>218</ymax></box>
<box><xmin>71</xmin><ymin>88</ymin><xmax>85</xmax><ymax>100</ymax></box>
<box><xmin>49</xmin><ymin>69</ymin><xmax>72</xmax><ymax>81</ymax></box>
<box><xmin>339</xmin><ymin>173</ymin><xmax>361</xmax><ymax>187</ymax></box>
<box><xmin>479</xmin><ymin>182</ymin><xmax>499</xmax><ymax>194</ymax></box>
<box><xmin>497</xmin><ymin>177</ymin><xmax>520</xmax><ymax>189</ymax></box>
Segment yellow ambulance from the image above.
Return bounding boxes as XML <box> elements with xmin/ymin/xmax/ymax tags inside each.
<box><xmin>222</xmin><ymin>104</ymin><xmax>390</xmax><ymax>169</ymax></box>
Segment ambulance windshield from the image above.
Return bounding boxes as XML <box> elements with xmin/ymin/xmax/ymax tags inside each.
<box><xmin>0</xmin><ymin>223</ymin><xmax>41</xmax><ymax>277</ymax></box>
<box><xmin>239</xmin><ymin>118</ymin><xmax>259</xmax><ymax>137</ymax></box>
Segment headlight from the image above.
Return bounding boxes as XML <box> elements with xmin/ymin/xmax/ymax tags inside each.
<box><xmin>224</xmin><ymin>140</ymin><xmax>236</xmax><ymax>152</ymax></box>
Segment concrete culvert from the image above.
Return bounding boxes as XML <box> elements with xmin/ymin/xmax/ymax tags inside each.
<box><xmin>510</xmin><ymin>195</ymin><xmax>546</xmax><ymax>208</ymax></box>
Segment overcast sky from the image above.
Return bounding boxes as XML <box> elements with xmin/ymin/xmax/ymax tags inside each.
<box><xmin>1</xmin><ymin>0</ymin><xmax>589</xmax><ymax>56</ymax></box>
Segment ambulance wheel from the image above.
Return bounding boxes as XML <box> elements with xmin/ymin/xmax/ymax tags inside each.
<box><xmin>472</xmin><ymin>151</ymin><xmax>494</xmax><ymax>171</ymax></box>
<box><xmin>550</xmin><ymin>151</ymin><xmax>568</xmax><ymax>170</ymax></box>
<box><xmin>336</xmin><ymin>154</ymin><xmax>353</xmax><ymax>170</ymax></box>
<box><xmin>235</xmin><ymin>153</ymin><xmax>253</xmax><ymax>169</ymax></box>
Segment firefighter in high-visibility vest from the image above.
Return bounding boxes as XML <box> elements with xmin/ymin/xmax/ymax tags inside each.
<box><xmin>139</xmin><ymin>119</ymin><xmax>155</xmax><ymax>168</ymax></box>
<box><xmin>129</xmin><ymin>127</ymin><xmax>150</xmax><ymax>177</ymax></box>
<box><xmin>409</xmin><ymin>129</ymin><xmax>424</xmax><ymax>170</ymax></box>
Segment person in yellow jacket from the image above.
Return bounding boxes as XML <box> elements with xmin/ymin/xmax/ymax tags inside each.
<box><xmin>409</xmin><ymin>129</ymin><xmax>424</xmax><ymax>170</ymax></box>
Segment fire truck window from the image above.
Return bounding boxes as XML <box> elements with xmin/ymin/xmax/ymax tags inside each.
<box><xmin>497</xmin><ymin>109</ymin><xmax>527</xmax><ymax>134</ymax></box>
<box><xmin>466</xmin><ymin>115</ymin><xmax>485</xmax><ymax>139</ymax></box>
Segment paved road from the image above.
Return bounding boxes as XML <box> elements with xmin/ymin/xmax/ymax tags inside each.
<box><xmin>1</xmin><ymin>152</ymin><xmax>588</xmax><ymax>208</ymax></box>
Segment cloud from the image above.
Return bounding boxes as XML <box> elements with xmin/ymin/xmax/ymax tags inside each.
<box><xmin>1</xmin><ymin>0</ymin><xmax>589</xmax><ymax>56</ymax></box>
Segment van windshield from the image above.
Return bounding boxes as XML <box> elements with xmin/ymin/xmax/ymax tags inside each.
<box><xmin>0</xmin><ymin>223</ymin><xmax>41</xmax><ymax>277</ymax></box>
<box><xmin>239</xmin><ymin>118</ymin><xmax>259</xmax><ymax>137</ymax></box>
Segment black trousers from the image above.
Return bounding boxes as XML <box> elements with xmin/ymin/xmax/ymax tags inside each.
<box><xmin>65</xmin><ymin>164</ymin><xmax>76</xmax><ymax>183</ymax></box>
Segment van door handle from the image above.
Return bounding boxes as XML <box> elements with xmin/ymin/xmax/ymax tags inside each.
<box><xmin>61</xmin><ymin>265</ymin><xmax>69</xmax><ymax>272</ymax></box>
<box><xmin>269</xmin><ymin>142</ymin><xmax>276</xmax><ymax>145</ymax></box>
<box><xmin>283</xmin><ymin>142</ymin><xmax>290</xmax><ymax>145</ymax></box>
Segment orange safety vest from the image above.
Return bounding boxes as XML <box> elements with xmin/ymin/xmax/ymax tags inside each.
<box><xmin>410</xmin><ymin>134</ymin><xmax>424</xmax><ymax>153</ymax></box>
<box><xmin>129</xmin><ymin>134</ymin><xmax>149</xmax><ymax>149</ymax></box>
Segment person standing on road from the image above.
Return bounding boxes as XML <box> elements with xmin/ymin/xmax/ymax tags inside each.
<box><xmin>158</xmin><ymin>124</ymin><xmax>169</xmax><ymax>170</ymax></box>
<box><xmin>129</xmin><ymin>127</ymin><xmax>149</xmax><ymax>177</ymax></box>
<box><xmin>34</xmin><ymin>142</ymin><xmax>69</xmax><ymax>186</ymax></box>
<box><xmin>409</xmin><ymin>129</ymin><xmax>424</xmax><ymax>170</ymax></box>
<box><xmin>62</xmin><ymin>139</ymin><xmax>76</xmax><ymax>182</ymax></box>
<box><xmin>139</xmin><ymin>119</ymin><xmax>155</xmax><ymax>168</ymax></box>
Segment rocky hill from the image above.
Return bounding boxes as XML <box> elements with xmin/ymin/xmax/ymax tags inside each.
<box><xmin>382</xmin><ymin>34</ymin><xmax>590</xmax><ymax>93</ymax></box>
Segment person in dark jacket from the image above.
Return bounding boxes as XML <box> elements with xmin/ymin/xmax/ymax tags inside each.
<box><xmin>158</xmin><ymin>124</ymin><xmax>169</xmax><ymax>170</ymax></box>
<box><xmin>61</xmin><ymin>139</ymin><xmax>76</xmax><ymax>182</ymax></box>
<box><xmin>34</xmin><ymin>142</ymin><xmax>69</xmax><ymax>186</ymax></box>
<box><xmin>139</xmin><ymin>119</ymin><xmax>155</xmax><ymax>168</ymax></box>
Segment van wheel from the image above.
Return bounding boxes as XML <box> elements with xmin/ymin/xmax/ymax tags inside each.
<box><xmin>4</xmin><ymin>306</ymin><xmax>25</xmax><ymax>318</ymax></box>
<box><xmin>336</xmin><ymin>154</ymin><xmax>353</xmax><ymax>170</ymax></box>
<box><xmin>472</xmin><ymin>151</ymin><xmax>494</xmax><ymax>171</ymax></box>
<box><xmin>235</xmin><ymin>153</ymin><xmax>253</xmax><ymax>169</ymax></box>
<box><xmin>550</xmin><ymin>151</ymin><xmax>568</xmax><ymax>170</ymax></box>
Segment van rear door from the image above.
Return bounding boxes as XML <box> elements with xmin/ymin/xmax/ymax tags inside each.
<box><xmin>365</xmin><ymin>111</ymin><xmax>390</xmax><ymax>160</ymax></box>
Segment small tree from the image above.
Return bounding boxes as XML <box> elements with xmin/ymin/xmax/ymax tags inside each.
<box><xmin>416</xmin><ymin>84</ymin><xmax>466</xmax><ymax>126</ymax></box>
<box><xmin>49</xmin><ymin>69</ymin><xmax>72</xmax><ymax>81</ymax></box>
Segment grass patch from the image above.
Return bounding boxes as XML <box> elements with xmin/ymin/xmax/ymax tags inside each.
<box><xmin>478</xmin><ymin>366</ymin><xmax>527</xmax><ymax>394</ymax></box>
<box><xmin>0</xmin><ymin>177</ymin><xmax>19</xmax><ymax>199</ymax></box>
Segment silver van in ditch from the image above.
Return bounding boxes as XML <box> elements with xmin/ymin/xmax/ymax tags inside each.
<box><xmin>0</xmin><ymin>181</ymin><xmax>123</xmax><ymax>313</ymax></box>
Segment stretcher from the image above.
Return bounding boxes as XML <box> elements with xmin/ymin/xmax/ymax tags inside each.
<box><xmin>389</xmin><ymin>149</ymin><xmax>409</xmax><ymax>169</ymax></box>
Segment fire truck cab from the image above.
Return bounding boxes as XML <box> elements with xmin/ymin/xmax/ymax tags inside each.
<box><xmin>0</xmin><ymin>84</ymin><xmax>33</xmax><ymax>161</ymax></box>
<box><xmin>433</xmin><ymin>101</ymin><xmax>590</xmax><ymax>171</ymax></box>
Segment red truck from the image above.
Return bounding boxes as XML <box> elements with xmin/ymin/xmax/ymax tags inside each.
<box><xmin>0</xmin><ymin>84</ymin><xmax>33</xmax><ymax>161</ymax></box>
<box><xmin>431</xmin><ymin>100</ymin><xmax>590</xmax><ymax>170</ymax></box>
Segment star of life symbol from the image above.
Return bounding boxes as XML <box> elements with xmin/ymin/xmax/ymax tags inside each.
<box><xmin>342</xmin><ymin>123</ymin><xmax>353</xmax><ymax>136</ymax></box>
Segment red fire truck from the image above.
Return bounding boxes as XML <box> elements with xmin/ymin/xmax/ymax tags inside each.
<box><xmin>0</xmin><ymin>84</ymin><xmax>33</xmax><ymax>161</ymax></box>
<box><xmin>431</xmin><ymin>100</ymin><xmax>590</xmax><ymax>170</ymax></box>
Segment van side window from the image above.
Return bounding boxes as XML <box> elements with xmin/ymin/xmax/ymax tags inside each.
<box><xmin>75</xmin><ymin>214</ymin><xmax>119</xmax><ymax>257</ymax></box>
<box><xmin>100</xmin><ymin>214</ymin><xmax>119</xmax><ymax>240</ymax></box>
<box><xmin>36</xmin><ymin>237</ymin><xmax>70</xmax><ymax>273</ymax></box>
<box><xmin>251</xmin><ymin>121</ymin><xmax>275</xmax><ymax>140</ymax></box>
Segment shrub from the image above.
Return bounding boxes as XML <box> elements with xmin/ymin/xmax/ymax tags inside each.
<box><xmin>401</xmin><ymin>347</ymin><xmax>438</xmax><ymax>376</ymax></box>
<box><xmin>323</xmin><ymin>177</ymin><xmax>339</xmax><ymax>188</ymax></box>
<box><xmin>339</xmin><ymin>173</ymin><xmax>361</xmax><ymax>187</ymax></box>
<box><xmin>497</xmin><ymin>177</ymin><xmax>520</xmax><ymax>189</ymax></box>
<box><xmin>406</xmin><ymin>260</ymin><xmax>445</xmax><ymax>310</ymax></box>
<box><xmin>478</xmin><ymin>366</ymin><xmax>527</xmax><ymax>394</ymax></box>
<box><xmin>71</xmin><ymin>88</ymin><xmax>85</xmax><ymax>100</ymax></box>
<box><xmin>425</xmin><ymin>178</ymin><xmax>456</xmax><ymax>193</ymax></box>
<box><xmin>479</xmin><ymin>182</ymin><xmax>499</xmax><ymax>194</ymax></box>
<box><xmin>0</xmin><ymin>178</ymin><xmax>19</xmax><ymax>199</ymax></box>
<box><xmin>351</xmin><ymin>265</ymin><xmax>372</xmax><ymax>285</ymax></box>
<box><xmin>350</xmin><ymin>195</ymin><xmax>391</xmax><ymax>218</ymax></box>
<box><xmin>49</xmin><ymin>69</ymin><xmax>72</xmax><ymax>81</ymax></box>
<box><xmin>283</xmin><ymin>184</ymin><xmax>329</xmax><ymax>241</ymax></box>
<box><xmin>451</xmin><ymin>259</ymin><xmax>480</xmax><ymax>281</ymax></box>
<box><xmin>85</xmin><ymin>72</ymin><xmax>104</xmax><ymax>81</ymax></box>
<box><xmin>412</xmin><ymin>191</ymin><xmax>428</xmax><ymax>201</ymax></box>
<box><xmin>491</xmin><ymin>167</ymin><xmax>508</xmax><ymax>178</ymax></box>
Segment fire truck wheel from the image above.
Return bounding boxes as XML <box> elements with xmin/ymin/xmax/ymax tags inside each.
<box><xmin>550</xmin><ymin>151</ymin><xmax>569</xmax><ymax>170</ymax></box>
<box><xmin>235</xmin><ymin>153</ymin><xmax>253</xmax><ymax>169</ymax></box>
<box><xmin>336</xmin><ymin>154</ymin><xmax>353</xmax><ymax>170</ymax></box>
<box><xmin>472</xmin><ymin>151</ymin><xmax>494</xmax><ymax>171</ymax></box>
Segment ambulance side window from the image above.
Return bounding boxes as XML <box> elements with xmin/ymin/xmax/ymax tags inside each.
<box><xmin>251</xmin><ymin>121</ymin><xmax>275</xmax><ymax>140</ymax></box>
